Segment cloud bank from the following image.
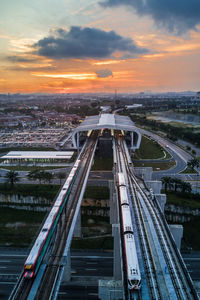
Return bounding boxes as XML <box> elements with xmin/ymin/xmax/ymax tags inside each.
<box><xmin>95</xmin><ymin>69</ymin><xmax>113</xmax><ymax>78</ymax></box>
<box><xmin>33</xmin><ymin>26</ymin><xmax>148</xmax><ymax>59</ymax></box>
<box><xmin>100</xmin><ymin>0</ymin><xmax>200</xmax><ymax>34</ymax></box>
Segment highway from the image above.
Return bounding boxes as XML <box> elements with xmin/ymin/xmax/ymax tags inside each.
<box><xmin>139</xmin><ymin>129</ymin><xmax>200</xmax><ymax>181</ymax></box>
<box><xmin>0</xmin><ymin>248</ymin><xmax>113</xmax><ymax>300</ymax></box>
<box><xmin>1</xmin><ymin>247</ymin><xmax>199</xmax><ymax>300</ymax></box>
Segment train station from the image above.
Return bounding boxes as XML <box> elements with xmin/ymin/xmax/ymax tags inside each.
<box><xmin>71</xmin><ymin>113</ymin><xmax>141</xmax><ymax>150</ymax></box>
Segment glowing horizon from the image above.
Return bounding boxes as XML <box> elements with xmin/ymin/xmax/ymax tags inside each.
<box><xmin>1</xmin><ymin>1</ymin><xmax>200</xmax><ymax>93</ymax></box>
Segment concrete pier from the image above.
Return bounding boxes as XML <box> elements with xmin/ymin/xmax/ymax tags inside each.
<box><xmin>169</xmin><ymin>224</ymin><xmax>183</xmax><ymax>250</ymax></box>
<box><xmin>73</xmin><ymin>210</ymin><xmax>81</xmax><ymax>238</ymax></box>
<box><xmin>155</xmin><ymin>194</ymin><xmax>166</xmax><ymax>213</ymax></box>
<box><xmin>134</xmin><ymin>167</ymin><xmax>153</xmax><ymax>181</ymax></box>
<box><xmin>62</xmin><ymin>250</ymin><xmax>71</xmax><ymax>283</ymax></box>
<box><xmin>146</xmin><ymin>180</ymin><xmax>162</xmax><ymax>194</ymax></box>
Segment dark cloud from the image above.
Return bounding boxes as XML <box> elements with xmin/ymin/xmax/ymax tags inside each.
<box><xmin>3</xmin><ymin>65</ymin><xmax>55</xmax><ymax>72</ymax></box>
<box><xmin>33</xmin><ymin>26</ymin><xmax>148</xmax><ymax>59</ymax></box>
<box><xmin>95</xmin><ymin>69</ymin><xmax>113</xmax><ymax>78</ymax></box>
<box><xmin>6</xmin><ymin>56</ymin><xmax>39</xmax><ymax>63</ymax></box>
<box><xmin>100</xmin><ymin>0</ymin><xmax>200</xmax><ymax>34</ymax></box>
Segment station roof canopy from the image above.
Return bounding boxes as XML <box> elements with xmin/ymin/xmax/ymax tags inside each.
<box><xmin>1</xmin><ymin>151</ymin><xmax>74</xmax><ymax>160</ymax></box>
<box><xmin>74</xmin><ymin>113</ymin><xmax>139</xmax><ymax>133</ymax></box>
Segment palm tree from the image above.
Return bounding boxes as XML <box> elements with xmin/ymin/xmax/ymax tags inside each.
<box><xmin>187</xmin><ymin>158</ymin><xmax>200</xmax><ymax>170</ymax></box>
<box><xmin>161</xmin><ymin>176</ymin><xmax>173</xmax><ymax>192</ymax></box>
<box><xmin>181</xmin><ymin>182</ymin><xmax>192</xmax><ymax>193</ymax></box>
<box><xmin>27</xmin><ymin>170</ymin><xmax>43</xmax><ymax>183</ymax></box>
<box><xmin>5</xmin><ymin>170</ymin><xmax>19</xmax><ymax>186</ymax></box>
<box><xmin>43</xmin><ymin>171</ymin><xmax>54</xmax><ymax>184</ymax></box>
<box><xmin>173</xmin><ymin>178</ymin><xmax>182</xmax><ymax>192</ymax></box>
<box><xmin>57</xmin><ymin>172</ymin><xmax>66</xmax><ymax>185</ymax></box>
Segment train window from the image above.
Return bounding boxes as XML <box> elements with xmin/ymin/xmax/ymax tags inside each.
<box><xmin>125</xmin><ymin>226</ymin><xmax>131</xmax><ymax>231</ymax></box>
<box><xmin>42</xmin><ymin>228</ymin><xmax>48</xmax><ymax>232</ymax></box>
<box><xmin>131</xmin><ymin>268</ymin><xmax>137</xmax><ymax>275</ymax></box>
<box><xmin>131</xmin><ymin>279</ymin><xmax>138</xmax><ymax>285</ymax></box>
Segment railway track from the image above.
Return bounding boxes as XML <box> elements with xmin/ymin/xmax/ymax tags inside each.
<box><xmin>114</xmin><ymin>138</ymin><xmax>161</xmax><ymax>300</ymax></box>
<box><xmin>35</xmin><ymin>137</ymin><xmax>97</xmax><ymax>299</ymax></box>
<box><xmin>9</xmin><ymin>135</ymin><xmax>97</xmax><ymax>300</ymax></box>
<box><xmin>116</xmin><ymin>137</ymin><xmax>198</xmax><ymax>300</ymax></box>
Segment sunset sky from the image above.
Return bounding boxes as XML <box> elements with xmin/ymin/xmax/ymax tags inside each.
<box><xmin>1</xmin><ymin>0</ymin><xmax>200</xmax><ymax>93</ymax></box>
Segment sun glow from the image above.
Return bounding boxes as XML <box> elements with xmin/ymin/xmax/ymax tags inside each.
<box><xmin>93</xmin><ymin>60</ymin><xmax>124</xmax><ymax>65</ymax></box>
<box><xmin>32</xmin><ymin>73</ymin><xmax>97</xmax><ymax>80</ymax></box>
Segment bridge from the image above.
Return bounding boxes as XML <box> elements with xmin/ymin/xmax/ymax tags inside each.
<box><xmin>9</xmin><ymin>114</ymin><xmax>199</xmax><ymax>300</ymax></box>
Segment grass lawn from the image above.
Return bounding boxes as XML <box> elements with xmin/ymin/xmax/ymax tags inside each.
<box><xmin>0</xmin><ymin>147</ymin><xmax>55</xmax><ymax>153</ymax></box>
<box><xmin>71</xmin><ymin>236</ymin><xmax>113</xmax><ymax>250</ymax></box>
<box><xmin>0</xmin><ymin>165</ymin><xmax>68</xmax><ymax>171</ymax></box>
<box><xmin>91</xmin><ymin>155</ymin><xmax>113</xmax><ymax>171</ymax></box>
<box><xmin>133</xmin><ymin>161</ymin><xmax>176</xmax><ymax>171</ymax></box>
<box><xmin>183</xmin><ymin>218</ymin><xmax>200</xmax><ymax>250</ymax></box>
<box><xmin>84</xmin><ymin>186</ymin><xmax>109</xmax><ymax>200</ymax></box>
<box><xmin>0</xmin><ymin>183</ymin><xmax>60</xmax><ymax>200</ymax></box>
<box><xmin>0</xmin><ymin>207</ymin><xmax>46</xmax><ymax>246</ymax></box>
<box><xmin>134</xmin><ymin>135</ymin><xmax>165</xmax><ymax>159</ymax></box>
<box><xmin>179</xmin><ymin>167</ymin><xmax>198</xmax><ymax>174</ymax></box>
<box><xmin>166</xmin><ymin>192</ymin><xmax>200</xmax><ymax>209</ymax></box>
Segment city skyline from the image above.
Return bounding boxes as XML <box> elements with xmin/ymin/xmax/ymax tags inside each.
<box><xmin>1</xmin><ymin>0</ymin><xmax>200</xmax><ymax>94</ymax></box>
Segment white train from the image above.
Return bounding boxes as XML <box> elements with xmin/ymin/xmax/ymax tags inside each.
<box><xmin>118</xmin><ymin>172</ymin><xmax>141</xmax><ymax>290</ymax></box>
<box><xmin>24</xmin><ymin>160</ymin><xmax>81</xmax><ymax>278</ymax></box>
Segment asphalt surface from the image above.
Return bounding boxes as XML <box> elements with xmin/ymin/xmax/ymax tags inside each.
<box><xmin>139</xmin><ymin>129</ymin><xmax>200</xmax><ymax>181</ymax></box>
<box><xmin>0</xmin><ymin>247</ymin><xmax>200</xmax><ymax>299</ymax></box>
<box><xmin>0</xmin><ymin>248</ymin><xmax>113</xmax><ymax>300</ymax></box>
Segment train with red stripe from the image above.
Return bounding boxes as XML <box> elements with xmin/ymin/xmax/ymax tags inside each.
<box><xmin>24</xmin><ymin>159</ymin><xmax>81</xmax><ymax>278</ymax></box>
<box><xmin>118</xmin><ymin>172</ymin><xmax>141</xmax><ymax>290</ymax></box>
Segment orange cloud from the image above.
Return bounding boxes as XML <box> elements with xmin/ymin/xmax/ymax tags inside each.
<box><xmin>32</xmin><ymin>73</ymin><xmax>97</xmax><ymax>80</ymax></box>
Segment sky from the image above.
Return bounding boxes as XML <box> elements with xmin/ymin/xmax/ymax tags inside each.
<box><xmin>0</xmin><ymin>0</ymin><xmax>200</xmax><ymax>94</ymax></box>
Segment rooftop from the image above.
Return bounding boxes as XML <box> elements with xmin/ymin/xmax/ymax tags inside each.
<box><xmin>1</xmin><ymin>151</ymin><xmax>74</xmax><ymax>160</ymax></box>
<box><xmin>74</xmin><ymin>113</ymin><xmax>139</xmax><ymax>132</ymax></box>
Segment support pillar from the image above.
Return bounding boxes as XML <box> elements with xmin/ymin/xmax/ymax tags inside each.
<box><xmin>146</xmin><ymin>180</ymin><xmax>162</xmax><ymax>194</ymax></box>
<box><xmin>73</xmin><ymin>209</ymin><xmax>81</xmax><ymax>238</ymax></box>
<box><xmin>112</xmin><ymin>224</ymin><xmax>122</xmax><ymax>280</ymax></box>
<box><xmin>130</xmin><ymin>132</ymin><xmax>134</xmax><ymax>149</ymax></box>
<box><xmin>72</xmin><ymin>133</ymin><xmax>77</xmax><ymax>148</ymax></box>
<box><xmin>155</xmin><ymin>194</ymin><xmax>166</xmax><ymax>213</ymax></box>
<box><xmin>62</xmin><ymin>250</ymin><xmax>71</xmax><ymax>282</ymax></box>
<box><xmin>169</xmin><ymin>224</ymin><xmax>183</xmax><ymax>251</ymax></box>
<box><xmin>77</xmin><ymin>132</ymin><xmax>79</xmax><ymax>151</ymax></box>
<box><xmin>98</xmin><ymin>179</ymin><xmax>123</xmax><ymax>300</ymax></box>
<box><xmin>134</xmin><ymin>167</ymin><xmax>153</xmax><ymax>181</ymax></box>
<box><xmin>109</xmin><ymin>180</ymin><xmax>122</xmax><ymax>280</ymax></box>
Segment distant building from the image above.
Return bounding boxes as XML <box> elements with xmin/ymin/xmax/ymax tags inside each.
<box><xmin>125</xmin><ymin>104</ymin><xmax>143</xmax><ymax>110</ymax></box>
<box><xmin>100</xmin><ymin>106</ymin><xmax>111</xmax><ymax>113</ymax></box>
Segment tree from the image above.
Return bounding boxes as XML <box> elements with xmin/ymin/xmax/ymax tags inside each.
<box><xmin>187</xmin><ymin>158</ymin><xmax>200</xmax><ymax>170</ymax></box>
<box><xmin>27</xmin><ymin>170</ymin><xmax>43</xmax><ymax>183</ymax></box>
<box><xmin>57</xmin><ymin>172</ymin><xmax>66</xmax><ymax>185</ymax></box>
<box><xmin>161</xmin><ymin>176</ymin><xmax>173</xmax><ymax>192</ymax></box>
<box><xmin>186</xmin><ymin>145</ymin><xmax>191</xmax><ymax>151</ymax></box>
<box><xmin>43</xmin><ymin>171</ymin><xmax>54</xmax><ymax>184</ymax></box>
<box><xmin>5</xmin><ymin>170</ymin><xmax>19</xmax><ymax>186</ymax></box>
<box><xmin>172</xmin><ymin>178</ymin><xmax>182</xmax><ymax>192</ymax></box>
<box><xmin>181</xmin><ymin>182</ymin><xmax>192</xmax><ymax>193</ymax></box>
<box><xmin>192</xmin><ymin>149</ymin><xmax>196</xmax><ymax>156</ymax></box>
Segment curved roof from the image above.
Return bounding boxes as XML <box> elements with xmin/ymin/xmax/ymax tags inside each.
<box><xmin>73</xmin><ymin>114</ymin><xmax>140</xmax><ymax>134</ymax></box>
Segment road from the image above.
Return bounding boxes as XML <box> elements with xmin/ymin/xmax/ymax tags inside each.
<box><xmin>0</xmin><ymin>248</ymin><xmax>113</xmax><ymax>300</ymax></box>
<box><xmin>0</xmin><ymin>247</ymin><xmax>200</xmax><ymax>299</ymax></box>
<box><xmin>139</xmin><ymin>129</ymin><xmax>199</xmax><ymax>181</ymax></box>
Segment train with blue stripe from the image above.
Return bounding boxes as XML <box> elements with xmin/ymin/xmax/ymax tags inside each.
<box><xmin>118</xmin><ymin>172</ymin><xmax>141</xmax><ymax>290</ymax></box>
<box><xmin>24</xmin><ymin>159</ymin><xmax>81</xmax><ymax>278</ymax></box>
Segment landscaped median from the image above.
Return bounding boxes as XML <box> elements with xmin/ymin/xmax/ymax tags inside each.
<box><xmin>133</xmin><ymin>135</ymin><xmax>175</xmax><ymax>171</ymax></box>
